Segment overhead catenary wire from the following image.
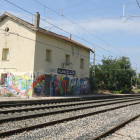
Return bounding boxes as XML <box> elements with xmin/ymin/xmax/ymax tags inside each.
<box><xmin>136</xmin><ymin>0</ymin><xmax>140</xmax><ymax>8</ymax></box>
<box><xmin>39</xmin><ymin>0</ymin><xmax>91</xmax><ymax>14</ymax></box>
<box><xmin>4</xmin><ymin>0</ymin><xmax>120</xmax><ymax>56</ymax></box>
<box><xmin>1</xmin><ymin>4</ymin><xmax>140</xmax><ymax>74</ymax></box>
<box><xmin>0</xmin><ymin>3</ymin><xmax>105</xmax><ymax>60</ymax></box>
<box><xmin>34</xmin><ymin>0</ymin><xmax>140</xmax><ymax>63</ymax></box>
<box><xmin>0</xmin><ymin>28</ymin><xmax>102</xmax><ymax>62</ymax></box>
<box><xmin>1</xmin><ymin>29</ymin><xmax>140</xmax><ymax>73</ymax></box>
<box><xmin>4</xmin><ymin>0</ymin><xmax>140</xmax><ymax>66</ymax></box>
<box><xmin>48</xmin><ymin>1</ymin><xmax>138</xmax><ymax>18</ymax></box>
<box><xmin>48</xmin><ymin>13</ymin><xmax>140</xmax><ymax>27</ymax></box>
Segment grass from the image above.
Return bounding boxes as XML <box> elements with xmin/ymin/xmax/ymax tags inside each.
<box><xmin>132</xmin><ymin>89</ymin><xmax>140</xmax><ymax>93</ymax></box>
<box><xmin>6</xmin><ymin>93</ymin><xmax>13</xmax><ymax>97</ymax></box>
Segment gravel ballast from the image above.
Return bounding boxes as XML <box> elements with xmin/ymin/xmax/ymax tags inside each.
<box><xmin>0</xmin><ymin>100</ymin><xmax>140</xmax><ymax>133</ymax></box>
<box><xmin>0</xmin><ymin>102</ymin><xmax>140</xmax><ymax>140</ymax></box>
<box><xmin>104</xmin><ymin>117</ymin><xmax>140</xmax><ymax>140</ymax></box>
<box><xmin>0</xmin><ymin>98</ymin><xmax>139</xmax><ymax>120</ymax></box>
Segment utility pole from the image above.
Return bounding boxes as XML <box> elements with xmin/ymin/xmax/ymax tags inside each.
<box><xmin>123</xmin><ymin>4</ymin><xmax>125</xmax><ymax>23</ymax></box>
<box><xmin>93</xmin><ymin>47</ymin><xmax>95</xmax><ymax>93</ymax></box>
<box><xmin>131</xmin><ymin>76</ymin><xmax>132</xmax><ymax>93</ymax></box>
<box><xmin>136</xmin><ymin>67</ymin><xmax>137</xmax><ymax>89</ymax></box>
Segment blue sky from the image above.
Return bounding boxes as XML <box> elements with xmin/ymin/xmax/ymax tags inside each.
<box><xmin>1</xmin><ymin>0</ymin><xmax>140</xmax><ymax>73</ymax></box>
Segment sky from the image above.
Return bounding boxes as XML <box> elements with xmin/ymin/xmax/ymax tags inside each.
<box><xmin>0</xmin><ymin>0</ymin><xmax>140</xmax><ymax>73</ymax></box>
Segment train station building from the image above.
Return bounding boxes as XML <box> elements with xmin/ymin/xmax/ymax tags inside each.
<box><xmin>0</xmin><ymin>12</ymin><xmax>94</xmax><ymax>96</ymax></box>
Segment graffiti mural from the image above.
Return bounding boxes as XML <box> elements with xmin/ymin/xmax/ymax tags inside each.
<box><xmin>51</xmin><ymin>75</ymin><xmax>89</xmax><ymax>96</ymax></box>
<box><xmin>1</xmin><ymin>73</ymin><xmax>7</xmax><ymax>85</ymax></box>
<box><xmin>0</xmin><ymin>72</ymin><xmax>89</xmax><ymax>96</ymax></box>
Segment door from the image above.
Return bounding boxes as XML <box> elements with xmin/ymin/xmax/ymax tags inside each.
<box><xmin>44</xmin><ymin>75</ymin><xmax>52</xmax><ymax>96</ymax></box>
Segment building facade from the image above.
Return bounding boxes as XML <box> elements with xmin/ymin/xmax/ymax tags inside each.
<box><xmin>0</xmin><ymin>12</ymin><xmax>94</xmax><ymax>96</ymax></box>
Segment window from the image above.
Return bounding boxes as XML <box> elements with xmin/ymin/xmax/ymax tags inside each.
<box><xmin>46</xmin><ymin>49</ymin><xmax>52</xmax><ymax>62</ymax></box>
<box><xmin>5</xmin><ymin>27</ymin><xmax>9</xmax><ymax>32</ymax></box>
<box><xmin>66</xmin><ymin>54</ymin><xmax>70</xmax><ymax>65</ymax></box>
<box><xmin>80</xmin><ymin>58</ymin><xmax>84</xmax><ymax>68</ymax></box>
<box><xmin>2</xmin><ymin>48</ymin><xmax>9</xmax><ymax>60</ymax></box>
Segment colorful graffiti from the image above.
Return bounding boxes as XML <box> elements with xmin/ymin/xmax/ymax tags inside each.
<box><xmin>1</xmin><ymin>73</ymin><xmax>7</xmax><ymax>85</ymax></box>
<box><xmin>0</xmin><ymin>72</ymin><xmax>89</xmax><ymax>96</ymax></box>
<box><xmin>51</xmin><ymin>75</ymin><xmax>89</xmax><ymax>96</ymax></box>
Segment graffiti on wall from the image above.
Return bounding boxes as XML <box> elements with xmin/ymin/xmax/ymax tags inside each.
<box><xmin>0</xmin><ymin>72</ymin><xmax>89</xmax><ymax>96</ymax></box>
<box><xmin>51</xmin><ymin>75</ymin><xmax>89</xmax><ymax>96</ymax></box>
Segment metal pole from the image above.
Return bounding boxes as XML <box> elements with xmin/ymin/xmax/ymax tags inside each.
<box><xmin>131</xmin><ymin>77</ymin><xmax>132</xmax><ymax>93</ymax></box>
<box><xmin>93</xmin><ymin>47</ymin><xmax>95</xmax><ymax>93</ymax></box>
<box><xmin>123</xmin><ymin>4</ymin><xmax>125</xmax><ymax>23</ymax></box>
<box><xmin>65</xmin><ymin>82</ymin><xmax>66</xmax><ymax>96</ymax></box>
<box><xmin>136</xmin><ymin>67</ymin><xmax>137</xmax><ymax>89</ymax></box>
<box><xmin>47</xmin><ymin>17</ymin><xmax>49</xmax><ymax>31</ymax></box>
<box><xmin>50</xmin><ymin>81</ymin><xmax>51</xmax><ymax>97</ymax></box>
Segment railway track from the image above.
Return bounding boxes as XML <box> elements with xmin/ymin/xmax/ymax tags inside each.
<box><xmin>1</xmin><ymin>94</ymin><xmax>140</xmax><ymax>108</ymax></box>
<box><xmin>0</xmin><ymin>96</ymin><xmax>140</xmax><ymax>139</ymax></box>
<box><xmin>92</xmin><ymin>114</ymin><xmax>140</xmax><ymax>140</ymax></box>
<box><xmin>0</xmin><ymin>96</ymin><xmax>140</xmax><ymax>114</ymax></box>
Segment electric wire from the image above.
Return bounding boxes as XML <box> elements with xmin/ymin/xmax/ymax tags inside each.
<box><xmin>4</xmin><ymin>0</ymin><xmax>140</xmax><ymax>67</ymax></box>
<box><xmin>0</xmin><ymin>28</ymin><xmax>97</xmax><ymax>60</ymax></box>
<box><xmin>0</xmin><ymin>3</ymin><xmax>105</xmax><ymax>61</ymax></box>
<box><xmin>34</xmin><ymin>0</ymin><xmax>140</xmax><ymax>64</ymax></box>
<box><xmin>48</xmin><ymin>1</ymin><xmax>138</xmax><ymax>18</ymax></box>
<box><xmin>1</xmin><ymin>29</ymin><xmax>140</xmax><ymax>70</ymax></box>
<box><xmin>48</xmin><ymin>13</ymin><xmax>140</xmax><ymax>27</ymax></box>
<box><xmin>4</xmin><ymin>0</ymin><xmax>119</xmax><ymax>57</ymax></box>
<box><xmin>39</xmin><ymin>0</ymin><xmax>91</xmax><ymax>14</ymax></box>
<box><xmin>136</xmin><ymin>0</ymin><xmax>140</xmax><ymax>8</ymax></box>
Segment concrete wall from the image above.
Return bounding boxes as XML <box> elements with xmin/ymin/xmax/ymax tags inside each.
<box><xmin>0</xmin><ymin>17</ymin><xmax>90</xmax><ymax>96</ymax></box>
<box><xmin>0</xmin><ymin>17</ymin><xmax>36</xmax><ymax>85</ymax></box>
<box><xmin>34</xmin><ymin>32</ymin><xmax>90</xmax><ymax>78</ymax></box>
<box><xmin>31</xmin><ymin>32</ymin><xmax>90</xmax><ymax>96</ymax></box>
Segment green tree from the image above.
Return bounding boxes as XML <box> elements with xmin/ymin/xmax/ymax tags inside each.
<box><xmin>90</xmin><ymin>56</ymin><xmax>136</xmax><ymax>93</ymax></box>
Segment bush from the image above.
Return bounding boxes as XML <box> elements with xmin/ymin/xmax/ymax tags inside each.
<box><xmin>120</xmin><ymin>85</ymin><xmax>130</xmax><ymax>93</ymax></box>
<box><xmin>6</xmin><ymin>93</ymin><xmax>13</xmax><ymax>97</ymax></box>
<box><xmin>113</xmin><ymin>91</ymin><xmax>120</xmax><ymax>94</ymax></box>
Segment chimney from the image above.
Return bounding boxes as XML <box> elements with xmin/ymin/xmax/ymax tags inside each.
<box><xmin>34</xmin><ymin>12</ymin><xmax>40</xmax><ymax>29</ymax></box>
<box><xmin>70</xmin><ymin>34</ymin><xmax>72</xmax><ymax>40</ymax></box>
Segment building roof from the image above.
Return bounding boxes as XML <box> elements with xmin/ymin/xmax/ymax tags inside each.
<box><xmin>0</xmin><ymin>12</ymin><xmax>94</xmax><ymax>53</ymax></box>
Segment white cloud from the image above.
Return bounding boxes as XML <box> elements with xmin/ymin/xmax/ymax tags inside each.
<box><xmin>44</xmin><ymin>17</ymin><xmax>140</xmax><ymax>36</ymax></box>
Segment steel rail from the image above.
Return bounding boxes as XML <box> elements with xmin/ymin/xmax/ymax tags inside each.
<box><xmin>92</xmin><ymin>114</ymin><xmax>140</xmax><ymax>140</ymax></box>
<box><xmin>1</xmin><ymin>97</ymin><xmax>140</xmax><ymax>114</ymax></box>
<box><xmin>0</xmin><ymin>98</ymin><xmax>140</xmax><ymax>124</ymax></box>
<box><xmin>0</xmin><ymin>100</ymin><xmax>140</xmax><ymax>137</ymax></box>
<box><xmin>0</xmin><ymin>100</ymin><xmax>86</xmax><ymax>108</ymax></box>
<box><xmin>1</xmin><ymin>95</ymin><xmax>140</xmax><ymax>107</ymax></box>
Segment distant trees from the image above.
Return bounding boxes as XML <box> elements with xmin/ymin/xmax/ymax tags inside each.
<box><xmin>90</xmin><ymin>56</ymin><xmax>136</xmax><ymax>93</ymax></box>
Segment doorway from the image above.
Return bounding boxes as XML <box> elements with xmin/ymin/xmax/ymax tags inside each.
<box><xmin>44</xmin><ymin>75</ymin><xmax>52</xmax><ymax>96</ymax></box>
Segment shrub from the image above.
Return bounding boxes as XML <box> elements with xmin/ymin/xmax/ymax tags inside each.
<box><xmin>113</xmin><ymin>91</ymin><xmax>120</xmax><ymax>94</ymax></box>
<box><xmin>6</xmin><ymin>93</ymin><xmax>13</xmax><ymax>97</ymax></box>
<box><xmin>120</xmin><ymin>85</ymin><xmax>130</xmax><ymax>93</ymax></box>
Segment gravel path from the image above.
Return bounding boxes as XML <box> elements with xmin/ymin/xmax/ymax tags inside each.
<box><xmin>0</xmin><ymin>98</ymin><xmax>139</xmax><ymax>120</ymax></box>
<box><xmin>1</xmin><ymin>103</ymin><xmax>140</xmax><ymax>140</ymax></box>
<box><xmin>0</xmin><ymin>100</ymin><xmax>140</xmax><ymax>134</ymax></box>
<box><xmin>104</xmin><ymin>117</ymin><xmax>140</xmax><ymax>140</ymax></box>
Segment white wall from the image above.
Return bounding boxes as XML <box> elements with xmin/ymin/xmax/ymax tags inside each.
<box><xmin>34</xmin><ymin>32</ymin><xmax>90</xmax><ymax>78</ymax></box>
<box><xmin>0</xmin><ymin>17</ymin><xmax>36</xmax><ymax>83</ymax></box>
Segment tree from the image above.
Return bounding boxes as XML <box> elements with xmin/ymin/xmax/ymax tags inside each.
<box><xmin>90</xmin><ymin>56</ymin><xmax>136</xmax><ymax>93</ymax></box>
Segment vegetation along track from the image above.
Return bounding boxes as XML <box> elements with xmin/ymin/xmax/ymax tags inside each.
<box><xmin>0</xmin><ymin>96</ymin><xmax>140</xmax><ymax>138</ymax></box>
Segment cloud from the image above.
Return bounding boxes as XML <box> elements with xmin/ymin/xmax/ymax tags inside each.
<box><xmin>44</xmin><ymin>16</ymin><xmax>140</xmax><ymax>36</ymax></box>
